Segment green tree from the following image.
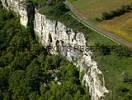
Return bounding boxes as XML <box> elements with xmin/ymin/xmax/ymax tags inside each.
<box><xmin>9</xmin><ymin>70</ymin><xmax>31</xmax><ymax>100</ymax></box>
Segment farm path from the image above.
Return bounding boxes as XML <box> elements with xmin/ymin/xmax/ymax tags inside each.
<box><xmin>65</xmin><ymin>1</ymin><xmax>132</xmax><ymax>49</ymax></box>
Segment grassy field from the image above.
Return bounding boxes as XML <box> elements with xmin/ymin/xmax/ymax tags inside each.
<box><xmin>88</xmin><ymin>18</ymin><xmax>132</xmax><ymax>100</ymax></box>
<box><xmin>70</xmin><ymin>0</ymin><xmax>132</xmax><ymax>43</ymax></box>
<box><xmin>70</xmin><ymin>0</ymin><xmax>132</xmax><ymax>99</ymax></box>
<box><xmin>98</xmin><ymin>11</ymin><xmax>132</xmax><ymax>42</ymax></box>
<box><xmin>71</xmin><ymin>0</ymin><xmax>132</xmax><ymax>20</ymax></box>
<box><xmin>87</xmin><ymin>22</ymin><xmax>132</xmax><ymax>100</ymax></box>
<box><xmin>95</xmin><ymin>54</ymin><xmax>132</xmax><ymax>100</ymax></box>
<box><xmin>80</xmin><ymin>11</ymin><xmax>132</xmax><ymax>100</ymax></box>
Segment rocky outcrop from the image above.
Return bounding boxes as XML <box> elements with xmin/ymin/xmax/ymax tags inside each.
<box><xmin>0</xmin><ymin>0</ymin><xmax>109</xmax><ymax>100</ymax></box>
<box><xmin>1</xmin><ymin>0</ymin><xmax>28</xmax><ymax>27</ymax></box>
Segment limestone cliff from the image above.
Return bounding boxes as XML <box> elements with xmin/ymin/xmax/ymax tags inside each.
<box><xmin>0</xmin><ymin>0</ymin><xmax>109</xmax><ymax>100</ymax></box>
<box><xmin>1</xmin><ymin>0</ymin><xmax>28</xmax><ymax>27</ymax></box>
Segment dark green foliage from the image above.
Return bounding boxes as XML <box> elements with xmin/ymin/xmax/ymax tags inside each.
<box><xmin>117</xmin><ymin>86</ymin><xmax>132</xmax><ymax>100</ymax></box>
<box><xmin>0</xmin><ymin>7</ymin><xmax>90</xmax><ymax>100</ymax></box>
<box><xmin>111</xmin><ymin>45</ymin><xmax>132</xmax><ymax>57</ymax></box>
<box><xmin>26</xmin><ymin>0</ymin><xmax>35</xmax><ymax>38</ymax></box>
<box><xmin>123</xmin><ymin>72</ymin><xmax>132</xmax><ymax>83</ymax></box>
<box><xmin>38</xmin><ymin>0</ymin><xmax>69</xmax><ymax>20</ymax></box>
<box><xmin>91</xmin><ymin>44</ymin><xmax>132</xmax><ymax>57</ymax></box>
<box><xmin>30</xmin><ymin>0</ymin><xmax>91</xmax><ymax>43</ymax></box>
<box><xmin>100</xmin><ymin>3</ymin><xmax>132</xmax><ymax>20</ymax></box>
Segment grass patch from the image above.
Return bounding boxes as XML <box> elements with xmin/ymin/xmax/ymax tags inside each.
<box><xmin>98</xmin><ymin>12</ymin><xmax>132</xmax><ymax>42</ymax></box>
<box><xmin>69</xmin><ymin>1</ymin><xmax>132</xmax><ymax>99</ymax></box>
<box><xmin>70</xmin><ymin>0</ymin><xmax>132</xmax><ymax>43</ymax></box>
<box><xmin>95</xmin><ymin>53</ymin><xmax>132</xmax><ymax>100</ymax></box>
<box><xmin>22</xmin><ymin>1</ymin><xmax>132</xmax><ymax>99</ymax></box>
<box><xmin>71</xmin><ymin>0</ymin><xmax>132</xmax><ymax>20</ymax></box>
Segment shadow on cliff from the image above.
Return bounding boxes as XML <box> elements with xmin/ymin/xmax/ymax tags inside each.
<box><xmin>26</xmin><ymin>0</ymin><xmax>35</xmax><ymax>39</ymax></box>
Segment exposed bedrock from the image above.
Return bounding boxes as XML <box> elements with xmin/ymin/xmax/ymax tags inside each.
<box><xmin>0</xmin><ymin>0</ymin><xmax>109</xmax><ymax>100</ymax></box>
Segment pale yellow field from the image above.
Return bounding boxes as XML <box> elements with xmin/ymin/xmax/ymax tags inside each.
<box><xmin>71</xmin><ymin>0</ymin><xmax>132</xmax><ymax>20</ymax></box>
<box><xmin>70</xmin><ymin>0</ymin><xmax>132</xmax><ymax>42</ymax></box>
<box><xmin>98</xmin><ymin>12</ymin><xmax>132</xmax><ymax>42</ymax></box>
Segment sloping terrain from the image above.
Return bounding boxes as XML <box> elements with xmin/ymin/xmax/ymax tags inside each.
<box><xmin>71</xmin><ymin>0</ymin><xmax>132</xmax><ymax>20</ymax></box>
<box><xmin>69</xmin><ymin>0</ymin><xmax>132</xmax><ymax>45</ymax></box>
<box><xmin>69</xmin><ymin>0</ymin><xmax>132</xmax><ymax>99</ymax></box>
<box><xmin>0</xmin><ymin>1</ymin><xmax>132</xmax><ymax>100</ymax></box>
<box><xmin>99</xmin><ymin>12</ymin><xmax>132</xmax><ymax>42</ymax></box>
<box><xmin>0</xmin><ymin>7</ymin><xmax>90</xmax><ymax>100</ymax></box>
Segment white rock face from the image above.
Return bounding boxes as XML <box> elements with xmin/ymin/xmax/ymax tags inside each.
<box><xmin>0</xmin><ymin>0</ymin><xmax>109</xmax><ymax>100</ymax></box>
<box><xmin>34</xmin><ymin>11</ymin><xmax>109</xmax><ymax>100</ymax></box>
<box><xmin>1</xmin><ymin>0</ymin><xmax>28</xmax><ymax>27</ymax></box>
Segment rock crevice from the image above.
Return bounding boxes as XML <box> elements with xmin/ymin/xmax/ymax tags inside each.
<box><xmin>0</xmin><ymin>0</ymin><xmax>109</xmax><ymax>100</ymax></box>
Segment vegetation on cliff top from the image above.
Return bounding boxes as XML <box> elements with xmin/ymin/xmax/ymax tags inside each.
<box><xmin>28</xmin><ymin>0</ymin><xmax>132</xmax><ymax>100</ymax></box>
<box><xmin>0</xmin><ymin>1</ymin><xmax>132</xmax><ymax>100</ymax></box>
<box><xmin>0</xmin><ymin>7</ymin><xmax>90</xmax><ymax>100</ymax></box>
<box><xmin>70</xmin><ymin>0</ymin><xmax>132</xmax><ymax>43</ymax></box>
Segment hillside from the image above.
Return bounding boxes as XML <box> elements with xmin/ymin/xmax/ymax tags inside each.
<box><xmin>0</xmin><ymin>7</ymin><xmax>90</xmax><ymax>100</ymax></box>
<box><xmin>32</xmin><ymin>0</ymin><xmax>132</xmax><ymax>99</ymax></box>
<box><xmin>69</xmin><ymin>0</ymin><xmax>132</xmax><ymax>46</ymax></box>
<box><xmin>0</xmin><ymin>0</ymin><xmax>132</xmax><ymax>100</ymax></box>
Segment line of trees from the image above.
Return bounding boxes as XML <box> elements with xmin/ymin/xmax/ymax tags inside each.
<box><xmin>96</xmin><ymin>3</ymin><xmax>132</xmax><ymax>21</ymax></box>
<box><xmin>90</xmin><ymin>44</ymin><xmax>132</xmax><ymax>57</ymax></box>
<box><xmin>0</xmin><ymin>7</ymin><xmax>90</xmax><ymax>100</ymax></box>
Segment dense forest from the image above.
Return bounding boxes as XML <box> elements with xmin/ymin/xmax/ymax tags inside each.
<box><xmin>0</xmin><ymin>0</ymin><xmax>132</xmax><ymax>100</ymax></box>
<box><xmin>0</xmin><ymin>7</ymin><xmax>90</xmax><ymax>100</ymax></box>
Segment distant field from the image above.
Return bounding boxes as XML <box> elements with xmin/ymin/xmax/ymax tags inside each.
<box><xmin>98</xmin><ymin>12</ymin><xmax>132</xmax><ymax>42</ymax></box>
<box><xmin>69</xmin><ymin>1</ymin><xmax>132</xmax><ymax>99</ymax></box>
<box><xmin>71</xmin><ymin>0</ymin><xmax>132</xmax><ymax>20</ymax></box>
<box><xmin>70</xmin><ymin>0</ymin><xmax>132</xmax><ymax>43</ymax></box>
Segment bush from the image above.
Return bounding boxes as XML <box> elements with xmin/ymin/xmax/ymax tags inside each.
<box><xmin>100</xmin><ymin>3</ymin><xmax>132</xmax><ymax>20</ymax></box>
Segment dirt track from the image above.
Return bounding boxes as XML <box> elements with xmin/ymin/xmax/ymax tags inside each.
<box><xmin>65</xmin><ymin>1</ymin><xmax>132</xmax><ymax>49</ymax></box>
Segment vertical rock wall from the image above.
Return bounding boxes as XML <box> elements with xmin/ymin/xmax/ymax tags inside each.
<box><xmin>0</xmin><ymin>0</ymin><xmax>109</xmax><ymax>100</ymax></box>
<box><xmin>34</xmin><ymin>11</ymin><xmax>109</xmax><ymax>100</ymax></box>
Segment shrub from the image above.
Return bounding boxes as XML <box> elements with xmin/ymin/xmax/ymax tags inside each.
<box><xmin>100</xmin><ymin>3</ymin><xmax>132</xmax><ymax>20</ymax></box>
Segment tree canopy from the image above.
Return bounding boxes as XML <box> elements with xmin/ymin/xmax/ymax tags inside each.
<box><xmin>0</xmin><ymin>7</ymin><xmax>90</xmax><ymax>100</ymax></box>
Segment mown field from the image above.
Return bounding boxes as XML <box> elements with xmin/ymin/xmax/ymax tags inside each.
<box><xmin>98</xmin><ymin>11</ymin><xmax>132</xmax><ymax>42</ymax></box>
<box><xmin>70</xmin><ymin>0</ymin><xmax>132</xmax><ymax>99</ymax></box>
<box><xmin>0</xmin><ymin>1</ymin><xmax>132</xmax><ymax>100</ymax></box>
<box><xmin>70</xmin><ymin>0</ymin><xmax>132</xmax><ymax>20</ymax></box>
<box><xmin>70</xmin><ymin>0</ymin><xmax>132</xmax><ymax>43</ymax></box>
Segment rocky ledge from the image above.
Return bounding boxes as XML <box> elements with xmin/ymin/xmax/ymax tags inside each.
<box><xmin>0</xmin><ymin>0</ymin><xmax>109</xmax><ymax>100</ymax></box>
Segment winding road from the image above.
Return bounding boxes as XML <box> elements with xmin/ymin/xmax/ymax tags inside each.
<box><xmin>65</xmin><ymin>1</ymin><xmax>132</xmax><ymax>49</ymax></box>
